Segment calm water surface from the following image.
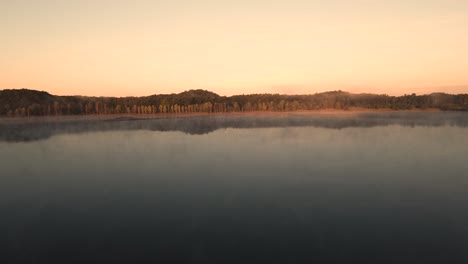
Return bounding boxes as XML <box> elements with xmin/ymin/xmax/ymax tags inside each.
<box><xmin>1</xmin><ymin>113</ymin><xmax>468</xmax><ymax>263</ymax></box>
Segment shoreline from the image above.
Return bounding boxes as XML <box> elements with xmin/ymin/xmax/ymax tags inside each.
<box><xmin>0</xmin><ymin>108</ymin><xmax>447</xmax><ymax>123</ymax></box>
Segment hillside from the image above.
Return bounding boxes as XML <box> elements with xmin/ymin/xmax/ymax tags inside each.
<box><xmin>0</xmin><ymin>89</ymin><xmax>55</xmax><ymax>115</ymax></box>
<box><xmin>0</xmin><ymin>88</ymin><xmax>467</xmax><ymax>117</ymax></box>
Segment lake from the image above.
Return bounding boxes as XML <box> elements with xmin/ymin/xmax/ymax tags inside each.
<box><xmin>1</xmin><ymin>112</ymin><xmax>468</xmax><ymax>263</ymax></box>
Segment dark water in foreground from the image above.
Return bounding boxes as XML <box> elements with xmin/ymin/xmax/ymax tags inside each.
<box><xmin>1</xmin><ymin>113</ymin><xmax>468</xmax><ymax>263</ymax></box>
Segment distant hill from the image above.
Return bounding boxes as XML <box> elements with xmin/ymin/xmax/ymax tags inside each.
<box><xmin>0</xmin><ymin>89</ymin><xmax>55</xmax><ymax>108</ymax></box>
<box><xmin>177</xmin><ymin>89</ymin><xmax>220</xmax><ymax>99</ymax></box>
<box><xmin>0</xmin><ymin>88</ymin><xmax>467</xmax><ymax>116</ymax></box>
<box><xmin>0</xmin><ymin>89</ymin><xmax>57</xmax><ymax>116</ymax></box>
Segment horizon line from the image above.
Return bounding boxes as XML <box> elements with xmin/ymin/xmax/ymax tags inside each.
<box><xmin>2</xmin><ymin>86</ymin><xmax>468</xmax><ymax>98</ymax></box>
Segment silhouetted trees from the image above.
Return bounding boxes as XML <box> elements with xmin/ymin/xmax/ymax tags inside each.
<box><xmin>1</xmin><ymin>88</ymin><xmax>467</xmax><ymax>117</ymax></box>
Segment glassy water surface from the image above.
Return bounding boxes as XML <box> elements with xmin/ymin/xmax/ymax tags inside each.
<box><xmin>1</xmin><ymin>113</ymin><xmax>468</xmax><ymax>263</ymax></box>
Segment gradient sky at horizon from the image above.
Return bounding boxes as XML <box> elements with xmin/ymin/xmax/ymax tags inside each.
<box><xmin>1</xmin><ymin>0</ymin><xmax>468</xmax><ymax>96</ymax></box>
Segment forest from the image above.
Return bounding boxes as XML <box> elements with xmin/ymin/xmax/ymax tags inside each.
<box><xmin>1</xmin><ymin>88</ymin><xmax>468</xmax><ymax>117</ymax></box>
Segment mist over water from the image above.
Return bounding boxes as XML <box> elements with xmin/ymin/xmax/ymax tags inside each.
<box><xmin>1</xmin><ymin>113</ymin><xmax>468</xmax><ymax>263</ymax></box>
<box><xmin>1</xmin><ymin>112</ymin><xmax>468</xmax><ymax>142</ymax></box>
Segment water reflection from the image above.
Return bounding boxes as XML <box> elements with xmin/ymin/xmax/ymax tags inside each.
<box><xmin>1</xmin><ymin>112</ymin><xmax>468</xmax><ymax>142</ymax></box>
<box><xmin>1</xmin><ymin>113</ymin><xmax>468</xmax><ymax>263</ymax></box>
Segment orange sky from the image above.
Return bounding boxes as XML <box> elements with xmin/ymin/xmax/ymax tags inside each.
<box><xmin>1</xmin><ymin>0</ymin><xmax>468</xmax><ymax>96</ymax></box>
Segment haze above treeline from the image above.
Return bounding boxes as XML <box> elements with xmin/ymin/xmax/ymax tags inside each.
<box><xmin>0</xmin><ymin>88</ymin><xmax>467</xmax><ymax>117</ymax></box>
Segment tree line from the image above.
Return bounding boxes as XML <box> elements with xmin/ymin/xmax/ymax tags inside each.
<box><xmin>1</xmin><ymin>89</ymin><xmax>467</xmax><ymax>117</ymax></box>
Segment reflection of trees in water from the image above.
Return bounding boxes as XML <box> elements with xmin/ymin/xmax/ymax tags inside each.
<box><xmin>1</xmin><ymin>113</ymin><xmax>468</xmax><ymax>142</ymax></box>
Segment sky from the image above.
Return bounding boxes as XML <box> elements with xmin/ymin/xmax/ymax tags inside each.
<box><xmin>1</xmin><ymin>0</ymin><xmax>468</xmax><ymax>97</ymax></box>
